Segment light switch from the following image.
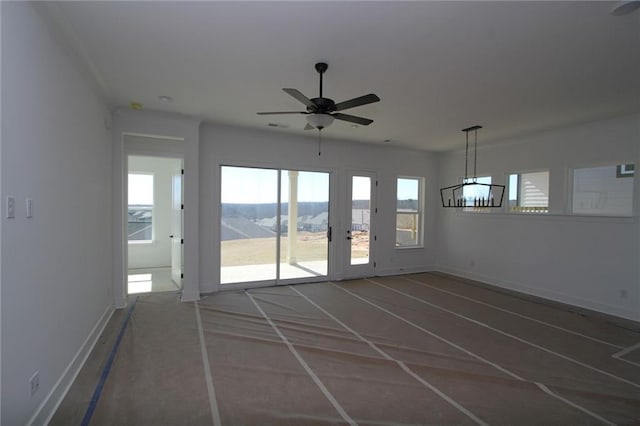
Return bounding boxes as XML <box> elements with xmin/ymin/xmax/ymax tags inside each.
<box><xmin>26</xmin><ymin>198</ymin><xmax>33</xmax><ymax>218</ymax></box>
<box><xmin>6</xmin><ymin>196</ymin><xmax>15</xmax><ymax>219</ymax></box>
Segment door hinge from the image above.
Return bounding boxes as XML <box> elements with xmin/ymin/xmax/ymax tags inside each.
<box><xmin>181</xmin><ymin>273</ymin><xmax>184</xmax><ymax>279</ymax></box>
<box><xmin>375</xmin><ymin>180</ymin><xmax>378</xmax><ymax>187</ymax></box>
<box><xmin>181</xmin><ymin>239</ymin><xmax>184</xmax><ymax>244</ymax></box>
<box><xmin>181</xmin><ymin>204</ymin><xmax>184</xmax><ymax>210</ymax></box>
<box><xmin>374</xmin><ymin>261</ymin><xmax>377</xmax><ymax>268</ymax></box>
<box><xmin>327</xmin><ymin>226</ymin><xmax>332</xmax><ymax>242</ymax></box>
<box><xmin>181</xmin><ymin>169</ymin><xmax>184</xmax><ymax>175</ymax></box>
<box><xmin>375</xmin><ymin>207</ymin><xmax>378</xmax><ymax>213</ymax></box>
<box><xmin>374</xmin><ymin>235</ymin><xmax>377</xmax><ymax>241</ymax></box>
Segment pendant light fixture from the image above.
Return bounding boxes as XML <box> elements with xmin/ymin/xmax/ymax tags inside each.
<box><xmin>440</xmin><ymin>125</ymin><xmax>505</xmax><ymax>208</ymax></box>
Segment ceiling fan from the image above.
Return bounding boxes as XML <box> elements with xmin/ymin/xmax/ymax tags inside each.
<box><xmin>257</xmin><ymin>62</ymin><xmax>380</xmax><ymax>130</ymax></box>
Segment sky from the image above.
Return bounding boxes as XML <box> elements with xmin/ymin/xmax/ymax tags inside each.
<box><xmin>220</xmin><ymin>166</ymin><xmax>373</xmax><ymax>203</ymax></box>
<box><xmin>128</xmin><ymin>173</ymin><xmax>153</xmax><ymax>205</ymax></box>
<box><xmin>397</xmin><ymin>177</ymin><xmax>419</xmax><ymax>201</ymax></box>
<box><xmin>129</xmin><ymin>166</ymin><xmax>422</xmax><ymax>206</ymax></box>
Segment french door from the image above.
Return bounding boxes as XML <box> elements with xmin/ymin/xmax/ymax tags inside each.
<box><xmin>220</xmin><ymin>166</ymin><xmax>330</xmax><ymax>285</ymax></box>
<box><xmin>343</xmin><ymin>171</ymin><xmax>377</xmax><ymax>279</ymax></box>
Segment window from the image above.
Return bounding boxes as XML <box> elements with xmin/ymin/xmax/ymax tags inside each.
<box><xmin>508</xmin><ymin>171</ymin><xmax>549</xmax><ymax>213</ymax></box>
<box><xmin>462</xmin><ymin>176</ymin><xmax>493</xmax><ymax>212</ymax></box>
<box><xmin>396</xmin><ymin>177</ymin><xmax>423</xmax><ymax>247</ymax></box>
<box><xmin>572</xmin><ymin>164</ymin><xmax>634</xmax><ymax>216</ymax></box>
<box><xmin>128</xmin><ymin>173</ymin><xmax>154</xmax><ymax>242</ymax></box>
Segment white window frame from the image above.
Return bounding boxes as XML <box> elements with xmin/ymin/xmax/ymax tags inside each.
<box><xmin>127</xmin><ymin>172</ymin><xmax>155</xmax><ymax>244</ymax></box>
<box><xmin>395</xmin><ymin>176</ymin><xmax>424</xmax><ymax>249</ymax></box>
<box><xmin>569</xmin><ymin>162</ymin><xmax>635</xmax><ymax>218</ymax></box>
<box><xmin>507</xmin><ymin>169</ymin><xmax>550</xmax><ymax>214</ymax></box>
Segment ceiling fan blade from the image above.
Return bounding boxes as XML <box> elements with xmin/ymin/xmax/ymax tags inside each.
<box><xmin>257</xmin><ymin>111</ymin><xmax>307</xmax><ymax>115</ymax></box>
<box><xmin>333</xmin><ymin>93</ymin><xmax>380</xmax><ymax>112</ymax></box>
<box><xmin>283</xmin><ymin>88</ymin><xmax>316</xmax><ymax>109</ymax></box>
<box><xmin>304</xmin><ymin>123</ymin><xmax>314</xmax><ymax>130</ymax></box>
<box><xmin>332</xmin><ymin>113</ymin><xmax>373</xmax><ymax>126</ymax></box>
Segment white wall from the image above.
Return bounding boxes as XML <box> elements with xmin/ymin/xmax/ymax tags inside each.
<box><xmin>436</xmin><ymin>114</ymin><xmax>640</xmax><ymax>321</ymax></box>
<box><xmin>127</xmin><ymin>155</ymin><xmax>181</xmax><ymax>269</ymax></box>
<box><xmin>199</xmin><ymin>124</ymin><xmax>439</xmax><ymax>293</ymax></box>
<box><xmin>1</xmin><ymin>3</ymin><xmax>113</xmax><ymax>424</ymax></box>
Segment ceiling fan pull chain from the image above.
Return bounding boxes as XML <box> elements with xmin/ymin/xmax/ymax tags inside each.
<box><xmin>318</xmin><ymin>129</ymin><xmax>322</xmax><ymax>156</ymax></box>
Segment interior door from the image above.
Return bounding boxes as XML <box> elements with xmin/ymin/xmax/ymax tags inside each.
<box><xmin>171</xmin><ymin>163</ymin><xmax>183</xmax><ymax>286</ymax></box>
<box><xmin>344</xmin><ymin>171</ymin><xmax>377</xmax><ymax>279</ymax></box>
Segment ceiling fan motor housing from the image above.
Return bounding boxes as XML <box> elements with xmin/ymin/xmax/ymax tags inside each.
<box><xmin>309</xmin><ymin>97</ymin><xmax>335</xmax><ymax>113</ymax></box>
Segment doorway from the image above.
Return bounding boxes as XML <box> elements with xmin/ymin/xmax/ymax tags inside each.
<box><xmin>127</xmin><ymin>155</ymin><xmax>183</xmax><ymax>294</ymax></box>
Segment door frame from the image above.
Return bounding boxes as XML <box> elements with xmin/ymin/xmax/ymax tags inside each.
<box><xmin>216</xmin><ymin>162</ymin><xmax>337</xmax><ymax>291</ymax></box>
<box><xmin>170</xmin><ymin>161</ymin><xmax>184</xmax><ymax>287</ymax></box>
<box><xmin>122</xmin><ymin>135</ymin><xmax>185</xmax><ymax>296</ymax></box>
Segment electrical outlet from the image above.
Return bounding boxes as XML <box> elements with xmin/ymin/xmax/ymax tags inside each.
<box><xmin>29</xmin><ymin>371</ymin><xmax>40</xmax><ymax>398</ymax></box>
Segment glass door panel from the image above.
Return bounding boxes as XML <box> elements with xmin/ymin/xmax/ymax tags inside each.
<box><xmin>350</xmin><ymin>176</ymin><xmax>371</xmax><ymax>265</ymax></box>
<box><xmin>279</xmin><ymin>170</ymin><xmax>330</xmax><ymax>280</ymax></box>
<box><xmin>344</xmin><ymin>171</ymin><xmax>376</xmax><ymax>279</ymax></box>
<box><xmin>220</xmin><ymin>166</ymin><xmax>278</xmax><ymax>284</ymax></box>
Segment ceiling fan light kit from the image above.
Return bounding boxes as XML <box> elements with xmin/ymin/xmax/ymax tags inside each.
<box><xmin>307</xmin><ymin>113</ymin><xmax>334</xmax><ymax>130</ymax></box>
<box><xmin>440</xmin><ymin>125</ymin><xmax>505</xmax><ymax>209</ymax></box>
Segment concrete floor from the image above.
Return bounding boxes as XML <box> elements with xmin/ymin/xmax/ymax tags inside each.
<box><xmin>128</xmin><ymin>267</ymin><xmax>181</xmax><ymax>294</ymax></box>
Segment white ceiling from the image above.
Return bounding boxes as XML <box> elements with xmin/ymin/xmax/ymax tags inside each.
<box><xmin>44</xmin><ymin>1</ymin><xmax>640</xmax><ymax>151</ymax></box>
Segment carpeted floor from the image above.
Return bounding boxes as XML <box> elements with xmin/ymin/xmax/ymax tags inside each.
<box><xmin>51</xmin><ymin>273</ymin><xmax>640</xmax><ymax>425</ymax></box>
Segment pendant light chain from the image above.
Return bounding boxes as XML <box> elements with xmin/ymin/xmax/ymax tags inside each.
<box><xmin>473</xmin><ymin>127</ymin><xmax>478</xmax><ymax>181</ymax></box>
<box><xmin>464</xmin><ymin>131</ymin><xmax>469</xmax><ymax>181</ymax></box>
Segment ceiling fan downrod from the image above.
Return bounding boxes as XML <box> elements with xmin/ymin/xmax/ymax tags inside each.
<box><xmin>315</xmin><ymin>62</ymin><xmax>328</xmax><ymax>99</ymax></box>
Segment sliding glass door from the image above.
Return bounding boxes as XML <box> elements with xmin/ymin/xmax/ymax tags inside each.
<box><xmin>220</xmin><ymin>166</ymin><xmax>330</xmax><ymax>285</ymax></box>
<box><xmin>280</xmin><ymin>170</ymin><xmax>330</xmax><ymax>279</ymax></box>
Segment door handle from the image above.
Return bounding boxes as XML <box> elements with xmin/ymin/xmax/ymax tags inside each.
<box><xmin>327</xmin><ymin>226</ymin><xmax>332</xmax><ymax>242</ymax></box>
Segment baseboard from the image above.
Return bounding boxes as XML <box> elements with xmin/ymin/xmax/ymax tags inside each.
<box><xmin>181</xmin><ymin>289</ymin><xmax>201</xmax><ymax>302</ymax></box>
<box><xmin>27</xmin><ymin>304</ymin><xmax>115</xmax><ymax>426</ymax></box>
<box><xmin>435</xmin><ymin>265</ymin><xmax>640</xmax><ymax>323</ymax></box>
<box><xmin>376</xmin><ymin>264</ymin><xmax>436</xmax><ymax>277</ymax></box>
